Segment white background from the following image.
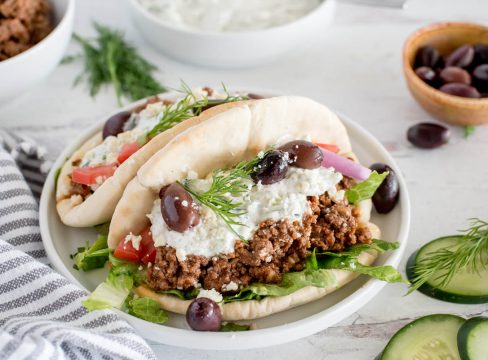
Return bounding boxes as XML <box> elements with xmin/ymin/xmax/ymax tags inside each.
<box><xmin>1</xmin><ymin>0</ymin><xmax>487</xmax><ymax>358</ymax></box>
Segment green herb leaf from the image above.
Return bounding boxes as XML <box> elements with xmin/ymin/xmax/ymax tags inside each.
<box><xmin>345</xmin><ymin>171</ymin><xmax>388</xmax><ymax>205</ymax></box>
<box><xmin>68</xmin><ymin>23</ymin><xmax>166</xmax><ymax>105</ymax></box>
<box><xmin>127</xmin><ymin>297</ymin><xmax>168</xmax><ymax>324</ymax></box>
<box><xmin>220</xmin><ymin>322</ymin><xmax>251</xmax><ymax>332</ymax></box>
<box><xmin>180</xmin><ymin>151</ymin><xmax>271</xmax><ymax>241</ymax></box>
<box><xmin>408</xmin><ymin>218</ymin><xmax>488</xmax><ymax>294</ymax></box>
<box><xmin>70</xmin><ymin>235</ymin><xmax>110</xmax><ymax>271</ymax></box>
<box><xmin>464</xmin><ymin>125</ymin><xmax>475</xmax><ymax>139</ymax></box>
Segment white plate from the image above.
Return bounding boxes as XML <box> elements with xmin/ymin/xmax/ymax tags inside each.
<box><xmin>39</xmin><ymin>93</ymin><xmax>410</xmax><ymax>350</ymax></box>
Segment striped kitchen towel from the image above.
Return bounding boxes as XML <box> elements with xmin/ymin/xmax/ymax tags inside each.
<box><xmin>0</xmin><ymin>135</ymin><xmax>157</xmax><ymax>360</ymax></box>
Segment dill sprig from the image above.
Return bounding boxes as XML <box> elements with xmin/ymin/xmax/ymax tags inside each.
<box><xmin>147</xmin><ymin>83</ymin><xmax>249</xmax><ymax>139</ymax></box>
<box><xmin>68</xmin><ymin>23</ymin><xmax>166</xmax><ymax>105</ymax></box>
<box><xmin>408</xmin><ymin>218</ymin><xmax>488</xmax><ymax>294</ymax></box>
<box><xmin>179</xmin><ymin>152</ymin><xmax>268</xmax><ymax>240</ymax></box>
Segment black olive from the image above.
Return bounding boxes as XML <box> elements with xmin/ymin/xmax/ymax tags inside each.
<box><xmin>102</xmin><ymin>111</ymin><xmax>131</xmax><ymax>139</ymax></box>
<box><xmin>278</xmin><ymin>140</ymin><xmax>323</xmax><ymax>169</ymax></box>
<box><xmin>251</xmin><ymin>150</ymin><xmax>289</xmax><ymax>185</ymax></box>
<box><xmin>186</xmin><ymin>298</ymin><xmax>222</xmax><ymax>331</ymax></box>
<box><xmin>407</xmin><ymin>123</ymin><xmax>450</xmax><ymax>149</ymax></box>
<box><xmin>160</xmin><ymin>183</ymin><xmax>199</xmax><ymax>232</ymax></box>
<box><xmin>370</xmin><ymin>163</ymin><xmax>399</xmax><ymax>214</ymax></box>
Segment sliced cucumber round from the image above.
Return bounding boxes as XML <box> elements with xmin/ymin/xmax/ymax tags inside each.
<box><xmin>381</xmin><ymin>314</ymin><xmax>465</xmax><ymax>360</ymax></box>
<box><xmin>458</xmin><ymin>317</ymin><xmax>488</xmax><ymax>360</ymax></box>
<box><xmin>407</xmin><ymin>236</ymin><xmax>488</xmax><ymax>304</ymax></box>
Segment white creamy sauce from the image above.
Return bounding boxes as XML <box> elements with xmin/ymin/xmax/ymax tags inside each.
<box><xmin>80</xmin><ymin>88</ymin><xmax>224</xmax><ymax>168</ymax></box>
<box><xmin>138</xmin><ymin>0</ymin><xmax>323</xmax><ymax>33</ymax></box>
<box><xmin>149</xmin><ymin>166</ymin><xmax>343</xmax><ymax>261</ymax></box>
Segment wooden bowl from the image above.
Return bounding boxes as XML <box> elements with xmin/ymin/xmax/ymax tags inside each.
<box><xmin>403</xmin><ymin>22</ymin><xmax>488</xmax><ymax>126</ymax></box>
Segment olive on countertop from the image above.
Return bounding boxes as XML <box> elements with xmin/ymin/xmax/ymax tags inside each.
<box><xmin>102</xmin><ymin>111</ymin><xmax>132</xmax><ymax>139</ymax></box>
<box><xmin>407</xmin><ymin>122</ymin><xmax>450</xmax><ymax>149</ymax></box>
<box><xmin>369</xmin><ymin>163</ymin><xmax>399</xmax><ymax>214</ymax></box>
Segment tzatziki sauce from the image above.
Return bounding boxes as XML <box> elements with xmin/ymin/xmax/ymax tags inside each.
<box><xmin>138</xmin><ymin>0</ymin><xmax>323</xmax><ymax>33</ymax></box>
<box><xmin>148</xmin><ymin>166</ymin><xmax>343</xmax><ymax>261</ymax></box>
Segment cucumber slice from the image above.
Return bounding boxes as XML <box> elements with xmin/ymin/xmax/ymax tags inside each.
<box><xmin>407</xmin><ymin>236</ymin><xmax>488</xmax><ymax>304</ymax></box>
<box><xmin>458</xmin><ymin>317</ymin><xmax>488</xmax><ymax>360</ymax></box>
<box><xmin>381</xmin><ymin>314</ymin><xmax>465</xmax><ymax>360</ymax></box>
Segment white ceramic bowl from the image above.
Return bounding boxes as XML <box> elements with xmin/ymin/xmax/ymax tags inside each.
<box><xmin>39</xmin><ymin>91</ymin><xmax>410</xmax><ymax>350</ymax></box>
<box><xmin>0</xmin><ymin>0</ymin><xmax>75</xmax><ymax>106</ymax></box>
<box><xmin>126</xmin><ymin>0</ymin><xmax>336</xmax><ymax>68</ymax></box>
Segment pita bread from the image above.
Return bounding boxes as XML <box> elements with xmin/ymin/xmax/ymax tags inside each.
<box><xmin>56</xmin><ymin>100</ymin><xmax>248</xmax><ymax>227</ymax></box>
<box><xmin>108</xmin><ymin>95</ymin><xmax>382</xmax><ymax>319</ymax></box>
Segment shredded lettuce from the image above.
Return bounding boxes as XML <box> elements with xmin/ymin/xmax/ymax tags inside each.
<box><xmin>220</xmin><ymin>322</ymin><xmax>250</xmax><ymax>332</ymax></box>
<box><xmin>160</xmin><ymin>288</ymin><xmax>200</xmax><ymax>300</ymax></box>
<box><xmin>127</xmin><ymin>297</ymin><xmax>168</xmax><ymax>324</ymax></box>
<box><xmin>317</xmin><ymin>240</ymin><xmax>406</xmax><ymax>284</ymax></box>
<box><xmin>83</xmin><ymin>257</ymin><xmax>138</xmax><ymax>311</ymax></box>
<box><xmin>71</xmin><ymin>235</ymin><xmax>110</xmax><ymax>271</ymax></box>
<box><xmin>94</xmin><ymin>222</ymin><xmax>111</xmax><ymax>236</ymax></box>
<box><xmin>345</xmin><ymin>171</ymin><xmax>388</xmax><ymax>205</ymax></box>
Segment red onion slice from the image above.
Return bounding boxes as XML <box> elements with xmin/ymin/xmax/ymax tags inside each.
<box><xmin>320</xmin><ymin>149</ymin><xmax>371</xmax><ymax>181</ymax></box>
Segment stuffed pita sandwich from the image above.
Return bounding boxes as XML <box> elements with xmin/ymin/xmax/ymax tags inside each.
<box><xmin>56</xmin><ymin>87</ymin><xmax>250</xmax><ymax>227</ymax></box>
<box><xmin>81</xmin><ymin>96</ymin><xmax>403</xmax><ymax>327</ymax></box>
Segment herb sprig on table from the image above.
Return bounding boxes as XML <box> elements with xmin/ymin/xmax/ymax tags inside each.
<box><xmin>408</xmin><ymin>218</ymin><xmax>488</xmax><ymax>293</ymax></box>
<box><xmin>64</xmin><ymin>23</ymin><xmax>166</xmax><ymax>105</ymax></box>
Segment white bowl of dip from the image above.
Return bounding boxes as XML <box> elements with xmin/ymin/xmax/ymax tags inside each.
<box><xmin>127</xmin><ymin>0</ymin><xmax>335</xmax><ymax>68</ymax></box>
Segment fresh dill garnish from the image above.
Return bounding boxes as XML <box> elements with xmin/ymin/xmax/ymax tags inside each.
<box><xmin>407</xmin><ymin>218</ymin><xmax>488</xmax><ymax>294</ymax></box>
<box><xmin>146</xmin><ymin>83</ymin><xmax>249</xmax><ymax>139</ymax></box>
<box><xmin>464</xmin><ymin>125</ymin><xmax>476</xmax><ymax>139</ymax></box>
<box><xmin>67</xmin><ymin>23</ymin><xmax>166</xmax><ymax>105</ymax></box>
<box><xmin>179</xmin><ymin>151</ymin><xmax>270</xmax><ymax>241</ymax></box>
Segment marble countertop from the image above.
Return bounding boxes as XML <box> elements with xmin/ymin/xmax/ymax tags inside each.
<box><xmin>1</xmin><ymin>0</ymin><xmax>487</xmax><ymax>358</ymax></box>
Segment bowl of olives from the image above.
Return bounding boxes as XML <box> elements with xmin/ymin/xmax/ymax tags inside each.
<box><xmin>403</xmin><ymin>22</ymin><xmax>488</xmax><ymax>125</ymax></box>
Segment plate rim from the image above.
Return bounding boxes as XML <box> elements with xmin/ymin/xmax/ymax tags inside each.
<box><xmin>39</xmin><ymin>92</ymin><xmax>410</xmax><ymax>350</ymax></box>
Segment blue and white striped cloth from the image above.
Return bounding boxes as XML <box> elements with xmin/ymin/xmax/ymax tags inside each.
<box><xmin>0</xmin><ymin>131</ymin><xmax>156</xmax><ymax>360</ymax></box>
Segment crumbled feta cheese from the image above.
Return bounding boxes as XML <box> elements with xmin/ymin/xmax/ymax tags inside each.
<box><xmin>222</xmin><ymin>281</ymin><xmax>238</xmax><ymax>292</ymax></box>
<box><xmin>197</xmin><ymin>288</ymin><xmax>223</xmax><ymax>303</ymax></box>
<box><xmin>124</xmin><ymin>232</ymin><xmax>142</xmax><ymax>250</ymax></box>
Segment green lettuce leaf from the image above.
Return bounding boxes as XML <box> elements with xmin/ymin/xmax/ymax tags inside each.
<box><xmin>345</xmin><ymin>171</ymin><xmax>388</xmax><ymax>205</ymax></box>
<box><xmin>83</xmin><ymin>258</ymin><xmax>138</xmax><ymax>311</ymax></box>
<box><xmin>53</xmin><ymin>166</ymin><xmax>62</xmax><ymax>191</ymax></box>
<box><xmin>127</xmin><ymin>297</ymin><xmax>168</xmax><ymax>324</ymax></box>
<box><xmin>94</xmin><ymin>222</ymin><xmax>111</xmax><ymax>236</ymax></box>
<box><xmin>220</xmin><ymin>322</ymin><xmax>250</xmax><ymax>332</ymax></box>
<box><xmin>160</xmin><ymin>288</ymin><xmax>199</xmax><ymax>300</ymax></box>
<box><xmin>71</xmin><ymin>235</ymin><xmax>110</xmax><ymax>271</ymax></box>
<box><xmin>319</xmin><ymin>239</ymin><xmax>399</xmax><ymax>258</ymax></box>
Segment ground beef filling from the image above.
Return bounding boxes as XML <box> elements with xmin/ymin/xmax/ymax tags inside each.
<box><xmin>147</xmin><ymin>191</ymin><xmax>372</xmax><ymax>294</ymax></box>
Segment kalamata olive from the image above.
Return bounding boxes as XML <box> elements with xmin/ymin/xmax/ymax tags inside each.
<box><xmin>160</xmin><ymin>183</ymin><xmax>199</xmax><ymax>232</ymax></box>
<box><xmin>439</xmin><ymin>83</ymin><xmax>480</xmax><ymax>98</ymax></box>
<box><xmin>102</xmin><ymin>111</ymin><xmax>131</xmax><ymax>139</ymax></box>
<box><xmin>472</xmin><ymin>44</ymin><xmax>488</xmax><ymax>68</ymax></box>
<box><xmin>369</xmin><ymin>163</ymin><xmax>399</xmax><ymax>214</ymax></box>
<box><xmin>407</xmin><ymin>122</ymin><xmax>450</xmax><ymax>149</ymax></box>
<box><xmin>439</xmin><ymin>66</ymin><xmax>471</xmax><ymax>85</ymax></box>
<box><xmin>414</xmin><ymin>46</ymin><xmax>441</xmax><ymax>69</ymax></box>
<box><xmin>278</xmin><ymin>140</ymin><xmax>323</xmax><ymax>169</ymax></box>
<box><xmin>186</xmin><ymin>298</ymin><xmax>222</xmax><ymax>331</ymax></box>
<box><xmin>251</xmin><ymin>150</ymin><xmax>289</xmax><ymax>185</ymax></box>
<box><xmin>415</xmin><ymin>66</ymin><xmax>437</xmax><ymax>86</ymax></box>
<box><xmin>473</xmin><ymin>64</ymin><xmax>488</xmax><ymax>92</ymax></box>
<box><xmin>445</xmin><ymin>45</ymin><xmax>474</xmax><ymax>68</ymax></box>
